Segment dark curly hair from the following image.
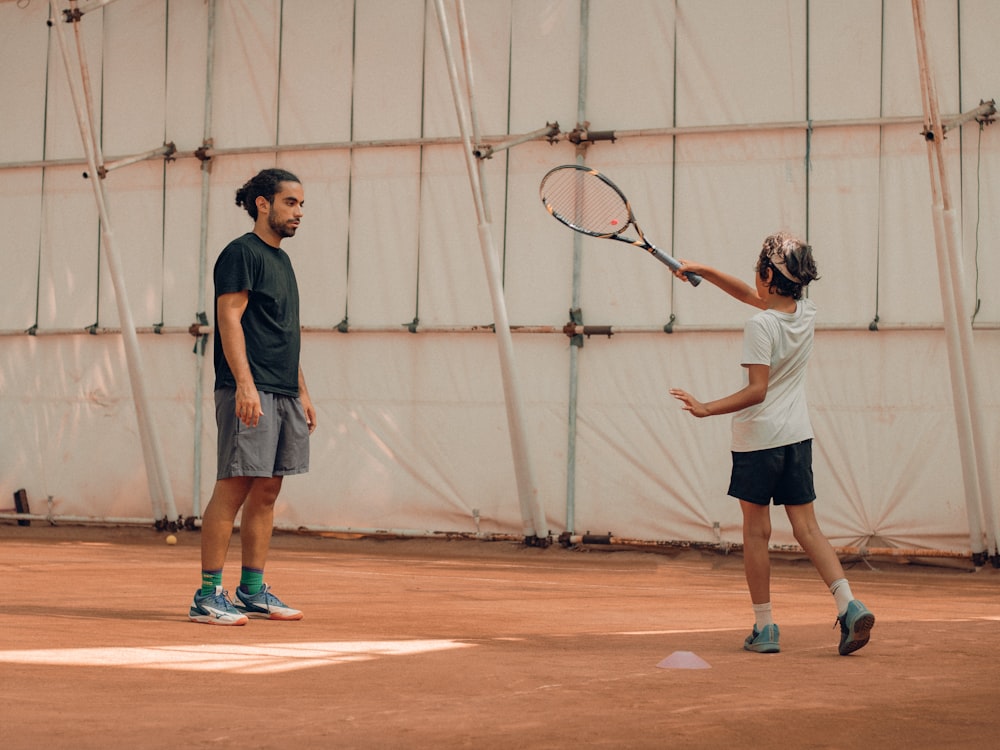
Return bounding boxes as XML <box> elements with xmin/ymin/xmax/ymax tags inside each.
<box><xmin>235</xmin><ymin>168</ymin><xmax>301</xmax><ymax>220</ymax></box>
<box><xmin>756</xmin><ymin>232</ymin><xmax>820</xmax><ymax>300</ymax></box>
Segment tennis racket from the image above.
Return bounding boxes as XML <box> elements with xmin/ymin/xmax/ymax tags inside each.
<box><xmin>539</xmin><ymin>164</ymin><xmax>702</xmax><ymax>286</ymax></box>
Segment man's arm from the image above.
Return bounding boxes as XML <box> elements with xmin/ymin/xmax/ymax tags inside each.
<box><xmin>216</xmin><ymin>290</ymin><xmax>262</xmax><ymax>427</ymax></box>
<box><xmin>298</xmin><ymin>366</ymin><xmax>316</xmax><ymax>434</ymax></box>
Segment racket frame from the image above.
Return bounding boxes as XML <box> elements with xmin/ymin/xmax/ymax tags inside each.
<box><xmin>540</xmin><ymin>165</ymin><xmax>702</xmax><ymax>286</ymax></box>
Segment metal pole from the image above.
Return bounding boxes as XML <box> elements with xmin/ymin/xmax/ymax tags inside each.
<box><xmin>51</xmin><ymin>0</ymin><xmax>178</xmax><ymax>524</ymax></box>
<box><xmin>191</xmin><ymin>0</ymin><xmax>217</xmax><ymax>521</ymax></box>
<box><xmin>564</xmin><ymin>0</ymin><xmax>592</xmax><ymax>536</ymax></box>
<box><xmin>911</xmin><ymin>0</ymin><xmax>995</xmax><ymax>560</ymax></box>
<box><xmin>432</xmin><ymin>0</ymin><xmax>547</xmax><ymax>542</ymax></box>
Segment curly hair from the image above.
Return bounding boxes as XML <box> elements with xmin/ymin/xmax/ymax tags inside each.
<box><xmin>756</xmin><ymin>232</ymin><xmax>820</xmax><ymax>300</ymax></box>
<box><xmin>235</xmin><ymin>168</ymin><xmax>301</xmax><ymax>220</ymax></box>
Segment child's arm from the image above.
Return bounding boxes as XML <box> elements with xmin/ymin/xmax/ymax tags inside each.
<box><xmin>669</xmin><ymin>364</ymin><xmax>769</xmax><ymax>418</ymax></box>
<box><xmin>673</xmin><ymin>261</ymin><xmax>767</xmax><ymax>310</ymax></box>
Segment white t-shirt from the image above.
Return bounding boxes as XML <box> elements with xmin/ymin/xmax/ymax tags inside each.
<box><xmin>731</xmin><ymin>298</ymin><xmax>816</xmax><ymax>452</ymax></box>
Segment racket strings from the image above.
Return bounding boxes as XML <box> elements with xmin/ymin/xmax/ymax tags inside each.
<box><xmin>542</xmin><ymin>170</ymin><xmax>631</xmax><ymax>236</ymax></box>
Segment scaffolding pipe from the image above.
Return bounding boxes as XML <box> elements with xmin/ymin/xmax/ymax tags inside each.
<box><xmin>432</xmin><ymin>0</ymin><xmax>547</xmax><ymax>542</ymax></box>
<box><xmin>6</xmin><ymin>319</ymin><xmax>998</xmax><ymax>338</ymax></box>
<box><xmin>564</xmin><ymin>0</ymin><xmax>593</xmax><ymax>537</ymax></box>
<box><xmin>911</xmin><ymin>0</ymin><xmax>995</xmax><ymax>560</ymax></box>
<box><xmin>50</xmin><ymin>0</ymin><xmax>178</xmax><ymax>524</ymax></box>
<box><xmin>4</xmin><ymin>109</ymin><xmax>996</xmax><ymax>174</ymax></box>
<box><xmin>191</xmin><ymin>0</ymin><xmax>217</xmax><ymax>521</ymax></box>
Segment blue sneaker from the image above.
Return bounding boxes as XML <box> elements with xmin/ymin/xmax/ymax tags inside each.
<box><xmin>234</xmin><ymin>583</ymin><xmax>303</xmax><ymax>621</ymax></box>
<box><xmin>189</xmin><ymin>586</ymin><xmax>248</xmax><ymax>625</ymax></box>
<box><xmin>837</xmin><ymin>600</ymin><xmax>874</xmax><ymax>655</ymax></box>
<box><xmin>743</xmin><ymin>623</ymin><xmax>780</xmax><ymax>653</ymax></box>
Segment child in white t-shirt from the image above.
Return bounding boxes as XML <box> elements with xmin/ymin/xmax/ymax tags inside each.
<box><xmin>669</xmin><ymin>232</ymin><xmax>874</xmax><ymax>656</ymax></box>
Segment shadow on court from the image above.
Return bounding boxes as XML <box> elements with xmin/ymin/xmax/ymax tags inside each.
<box><xmin>0</xmin><ymin>524</ymin><xmax>997</xmax><ymax>749</ymax></box>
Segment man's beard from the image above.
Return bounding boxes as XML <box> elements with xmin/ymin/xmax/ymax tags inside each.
<box><xmin>268</xmin><ymin>213</ymin><xmax>297</xmax><ymax>238</ymax></box>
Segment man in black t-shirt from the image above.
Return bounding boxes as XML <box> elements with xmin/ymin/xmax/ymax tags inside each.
<box><xmin>188</xmin><ymin>168</ymin><xmax>316</xmax><ymax>626</ymax></box>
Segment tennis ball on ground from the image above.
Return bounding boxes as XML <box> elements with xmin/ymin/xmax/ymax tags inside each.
<box><xmin>165</xmin><ymin>534</ymin><xmax>177</xmax><ymax>545</ymax></box>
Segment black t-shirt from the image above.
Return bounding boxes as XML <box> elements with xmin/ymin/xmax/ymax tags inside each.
<box><xmin>213</xmin><ymin>232</ymin><xmax>301</xmax><ymax>396</ymax></box>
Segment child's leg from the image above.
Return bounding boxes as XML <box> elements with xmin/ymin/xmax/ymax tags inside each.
<box><xmin>783</xmin><ymin>502</ymin><xmax>845</xmax><ymax>586</ymax></box>
<box><xmin>739</xmin><ymin>499</ymin><xmax>773</xmax><ymax>604</ymax></box>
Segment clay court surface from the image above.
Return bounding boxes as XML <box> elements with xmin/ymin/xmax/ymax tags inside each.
<box><xmin>1</xmin><ymin>524</ymin><xmax>997</xmax><ymax>749</ymax></box>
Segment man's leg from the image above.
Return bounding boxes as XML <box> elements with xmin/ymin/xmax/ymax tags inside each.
<box><xmin>239</xmin><ymin>476</ymin><xmax>283</xmax><ymax>570</ymax></box>
<box><xmin>189</xmin><ymin>476</ymin><xmax>253</xmax><ymax>625</ymax></box>
<box><xmin>201</xmin><ymin>476</ymin><xmax>253</xmax><ymax>572</ymax></box>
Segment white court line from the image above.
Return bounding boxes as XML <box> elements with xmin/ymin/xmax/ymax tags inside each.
<box><xmin>0</xmin><ymin>639</ymin><xmax>474</xmax><ymax>675</ymax></box>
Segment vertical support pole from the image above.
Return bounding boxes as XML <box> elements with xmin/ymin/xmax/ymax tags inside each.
<box><xmin>191</xmin><ymin>0</ymin><xmax>218</xmax><ymax>521</ymax></box>
<box><xmin>911</xmin><ymin>0</ymin><xmax>996</xmax><ymax>561</ymax></box>
<box><xmin>564</xmin><ymin>0</ymin><xmax>592</xmax><ymax>536</ymax></box>
<box><xmin>433</xmin><ymin>0</ymin><xmax>548</xmax><ymax>543</ymax></box>
<box><xmin>51</xmin><ymin>0</ymin><xmax>178</xmax><ymax>525</ymax></box>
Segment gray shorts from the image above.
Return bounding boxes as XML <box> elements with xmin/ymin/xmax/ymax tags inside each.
<box><xmin>728</xmin><ymin>439</ymin><xmax>815</xmax><ymax>506</ymax></box>
<box><xmin>215</xmin><ymin>388</ymin><xmax>310</xmax><ymax>480</ymax></box>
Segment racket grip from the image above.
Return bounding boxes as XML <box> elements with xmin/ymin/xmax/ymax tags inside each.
<box><xmin>649</xmin><ymin>246</ymin><xmax>703</xmax><ymax>287</ymax></box>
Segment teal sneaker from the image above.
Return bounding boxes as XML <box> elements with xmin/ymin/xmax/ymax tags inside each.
<box><xmin>188</xmin><ymin>586</ymin><xmax>249</xmax><ymax>626</ymax></box>
<box><xmin>234</xmin><ymin>583</ymin><xmax>303</xmax><ymax>621</ymax></box>
<box><xmin>743</xmin><ymin>623</ymin><xmax>780</xmax><ymax>653</ymax></box>
<box><xmin>837</xmin><ymin>600</ymin><xmax>874</xmax><ymax>655</ymax></box>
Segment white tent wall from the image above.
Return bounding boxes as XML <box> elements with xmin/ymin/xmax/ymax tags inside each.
<box><xmin>0</xmin><ymin>0</ymin><xmax>996</xmax><ymax>555</ymax></box>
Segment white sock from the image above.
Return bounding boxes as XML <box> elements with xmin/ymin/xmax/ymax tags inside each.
<box><xmin>830</xmin><ymin>578</ymin><xmax>854</xmax><ymax>615</ymax></box>
<box><xmin>752</xmin><ymin>602</ymin><xmax>774</xmax><ymax>629</ymax></box>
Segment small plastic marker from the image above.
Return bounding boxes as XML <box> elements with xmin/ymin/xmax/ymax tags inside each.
<box><xmin>610</xmin><ymin>219</ymin><xmax>619</xmax><ymax>226</ymax></box>
<box><xmin>656</xmin><ymin>651</ymin><xmax>711</xmax><ymax>670</ymax></box>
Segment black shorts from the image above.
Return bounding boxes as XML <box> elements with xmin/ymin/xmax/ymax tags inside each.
<box><xmin>728</xmin><ymin>439</ymin><xmax>816</xmax><ymax>506</ymax></box>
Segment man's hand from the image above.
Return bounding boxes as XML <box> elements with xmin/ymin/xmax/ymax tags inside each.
<box><xmin>235</xmin><ymin>381</ymin><xmax>263</xmax><ymax>427</ymax></box>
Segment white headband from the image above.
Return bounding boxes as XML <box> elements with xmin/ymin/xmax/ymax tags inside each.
<box><xmin>766</xmin><ymin>241</ymin><xmax>802</xmax><ymax>283</ymax></box>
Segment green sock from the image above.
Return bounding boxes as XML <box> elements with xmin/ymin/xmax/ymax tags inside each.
<box><xmin>200</xmin><ymin>569</ymin><xmax>223</xmax><ymax>596</ymax></box>
<box><xmin>240</xmin><ymin>567</ymin><xmax>264</xmax><ymax>595</ymax></box>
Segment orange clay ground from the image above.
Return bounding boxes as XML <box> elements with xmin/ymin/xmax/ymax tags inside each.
<box><xmin>0</xmin><ymin>523</ymin><xmax>997</xmax><ymax>749</ymax></box>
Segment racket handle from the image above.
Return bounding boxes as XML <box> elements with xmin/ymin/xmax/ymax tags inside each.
<box><xmin>648</xmin><ymin>245</ymin><xmax>703</xmax><ymax>287</ymax></box>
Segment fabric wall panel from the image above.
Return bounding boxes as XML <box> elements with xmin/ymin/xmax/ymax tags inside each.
<box><xmin>582</xmin><ymin>0</ymin><xmax>675</xmax><ymax>132</ymax></box>
<box><xmin>36</xmin><ymin>166</ymin><xmax>100</xmax><ymax>330</ymax></box>
<box><xmin>352</xmin><ymin>0</ymin><xmax>425</xmax><ymax>141</ymax></box>
<box><xmin>675</xmin><ymin>0</ymin><xmax>806</xmax><ymax>127</ymax></box>
<box><xmin>416</xmin><ymin>145</ymin><xmax>503</xmax><ymax>327</ymax></box>
<box><xmin>101</xmin><ymin>0</ymin><xmax>167</xmax><ymax>158</ymax></box>
<box><xmin>808</xmin><ymin>0</ymin><xmax>883</xmax><ymax>122</ymax></box>
<box><xmin>0</xmin><ymin>168</ymin><xmax>43</xmax><ymax>330</ymax></box>
<box><xmin>672</xmin><ymin>130</ymin><xmax>808</xmax><ymax>328</ymax></box>
<box><xmin>160</xmin><ymin>159</ymin><xmax>207</xmax><ymax>328</ymax></box>
<box><xmin>277</xmin><ymin>150</ymin><xmax>351</xmax><ymax>327</ymax></box>
<box><xmin>503</xmin><ymin>143</ymin><xmax>577</xmax><ymax>328</ymax></box>
<box><xmin>279</xmin><ymin>0</ymin><xmax>355</xmax><ymax>145</ymax></box>
<box><xmin>806</xmin><ymin>126</ymin><xmax>882</xmax><ymax>328</ymax></box>
<box><xmin>961</xmin><ymin>125</ymin><xmax>998</xmax><ymax>325</ymax></box>
<box><xmin>0</xmin><ymin>1</ymin><xmax>50</xmax><ymax>163</ymax></box>
<box><xmin>43</xmin><ymin>6</ymin><xmax>103</xmax><ymax>162</ymax></box>
<box><xmin>164</xmin><ymin>1</ymin><xmax>209</xmax><ymax>151</ymax></box>
<box><xmin>881</xmin><ymin>0</ymin><xmax>959</xmax><ymax>117</ymax></box>
<box><xmin>423</xmin><ymin>1</ymin><xmax>512</xmax><ymax>140</ymax></box>
<box><xmin>572</xmin><ymin>333</ymin><xmax>741</xmax><ymax>544</ymax></box>
<box><xmin>575</xmin><ymin>138</ymin><xmax>678</xmax><ymax>328</ymax></box>
<box><xmin>508</xmin><ymin>0</ymin><xmax>580</xmax><ymax>134</ymax></box>
<box><xmin>96</xmin><ymin>160</ymin><xmax>166</xmax><ymax>328</ymax></box>
<box><xmin>346</xmin><ymin>148</ymin><xmax>421</xmax><ymax>328</ymax></box>
<box><xmin>287</xmin><ymin>333</ymin><xmax>526</xmax><ymax>534</ymax></box>
<box><xmin>875</xmin><ymin>124</ymin><xmax>962</xmax><ymax>326</ymax></box>
<box><xmin>212</xmin><ymin>1</ymin><xmax>280</xmax><ymax>150</ymax></box>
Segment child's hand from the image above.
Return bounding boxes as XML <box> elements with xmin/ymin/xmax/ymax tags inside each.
<box><xmin>669</xmin><ymin>388</ymin><xmax>711</xmax><ymax>418</ymax></box>
<box><xmin>672</xmin><ymin>260</ymin><xmax>703</xmax><ymax>283</ymax></box>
